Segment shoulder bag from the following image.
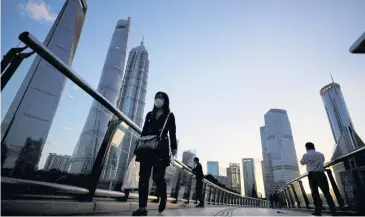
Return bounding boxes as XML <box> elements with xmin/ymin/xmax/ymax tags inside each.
<box><xmin>135</xmin><ymin>112</ymin><xmax>171</xmax><ymax>152</ymax></box>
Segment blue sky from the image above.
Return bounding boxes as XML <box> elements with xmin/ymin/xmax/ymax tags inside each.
<box><xmin>2</xmin><ymin>0</ymin><xmax>364</xmax><ymax>196</ymax></box>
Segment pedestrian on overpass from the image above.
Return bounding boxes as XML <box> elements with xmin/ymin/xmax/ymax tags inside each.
<box><xmin>193</xmin><ymin>157</ymin><xmax>204</xmax><ymax>207</ymax></box>
<box><xmin>132</xmin><ymin>92</ymin><xmax>178</xmax><ymax>216</ymax></box>
<box><xmin>300</xmin><ymin>142</ymin><xmax>337</xmax><ymax>216</ymax></box>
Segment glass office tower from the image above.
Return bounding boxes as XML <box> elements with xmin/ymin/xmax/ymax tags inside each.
<box><xmin>260</xmin><ymin>109</ymin><xmax>300</xmax><ymax>195</ymax></box>
<box><xmin>242</xmin><ymin>158</ymin><xmax>257</xmax><ymax>197</ymax></box>
<box><xmin>69</xmin><ymin>18</ymin><xmax>131</xmax><ymax>175</ymax></box>
<box><xmin>1</xmin><ymin>0</ymin><xmax>87</xmax><ymax>176</ymax></box>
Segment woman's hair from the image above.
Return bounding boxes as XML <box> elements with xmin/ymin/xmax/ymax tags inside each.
<box><xmin>152</xmin><ymin>91</ymin><xmax>170</xmax><ymax>114</ymax></box>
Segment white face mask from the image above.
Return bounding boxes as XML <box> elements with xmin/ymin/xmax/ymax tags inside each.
<box><xmin>154</xmin><ymin>98</ymin><xmax>164</xmax><ymax>108</ymax></box>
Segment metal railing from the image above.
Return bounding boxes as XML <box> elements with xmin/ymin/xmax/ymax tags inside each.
<box><xmin>1</xmin><ymin>32</ymin><xmax>269</xmax><ymax>214</ymax></box>
<box><xmin>277</xmin><ymin>146</ymin><xmax>365</xmax><ymax>215</ymax></box>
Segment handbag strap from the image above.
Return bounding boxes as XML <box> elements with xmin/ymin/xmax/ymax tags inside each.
<box><xmin>159</xmin><ymin>112</ymin><xmax>171</xmax><ymax>138</ymax></box>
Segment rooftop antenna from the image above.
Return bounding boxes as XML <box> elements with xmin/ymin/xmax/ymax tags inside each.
<box><xmin>141</xmin><ymin>36</ymin><xmax>144</xmax><ymax>45</ymax></box>
<box><xmin>330</xmin><ymin>69</ymin><xmax>335</xmax><ymax>83</ymax></box>
<box><xmin>329</xmin><ymin>68</ymin><xmax>338</xmax><ymax>94</ymax></box>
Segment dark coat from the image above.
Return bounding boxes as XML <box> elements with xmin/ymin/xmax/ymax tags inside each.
<box><xmin>135</xmin><ymin>111</ymin><xmax>177</xmax><ymax>166</ymax></box>
<box><xmin>193</xmin><ymin>163</ymin><xmax>204</xmax><ymax>181</ymax></box>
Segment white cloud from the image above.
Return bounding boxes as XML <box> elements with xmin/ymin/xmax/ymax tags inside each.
<box><xmin>18</xmin><ymin>0</ymin><xmax>56</xmax><ymax>23</ymax></box>
<box><xmin>63</xmin><ymin>126</ymin><xmax>72</xmax><ymax>130</ymax></box>
<box><xmin>47</xmin><ymin>140</ymin><xmax>57</xmax><ymax>146</ymax></box>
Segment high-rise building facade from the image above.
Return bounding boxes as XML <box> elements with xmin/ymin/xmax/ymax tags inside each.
<box><xmin>44</xmin><ymin>153</ymin><xmax>71</xmax><ymax>172</ymax></box>
<box><xmin>207</xmin><ymin>161</ymin><xmax>219</xmax><ymax>177</ymax></box>
<box><xmin>182</xmin><ymin>149</ymin><xmax>196</xmax><ymax>168</ymax></box>
<box><xmin>217</xmin><ymin>175</ymin><xmax>229</xmax><ymax>187</ymax></box>
<box><xmin>260</xmin><ymin>109</ymin><xmax>300</xmax><ymax>195</ymax></box>
<box><xmin>69</xmin><ymin>18</ymin><xmax>131</xmax><ymax>175</ymax></box>
<box><xmin>113</xmin><ymin>39</ymin><xmax>150</xmax><ymax>183</ymax></box>
<box><xmin>320</xmin><ymin>81</ymin><xmax>364</xmax><ymax>200</ymax></box>
<box><xmin>1</xmin><ymin>0</ymin><xmax>87</xmax><ymax>174</ymax></box>
<box><xmin>242</xmin><ymin>158</ymin><xmax>257</xmax><ymax>197</ymax></box>
<box><xmin>320</xmin><ymin>82</ymin><xmax>362</xmax><ymax>159</ymax></box>
<box><xmin>227</xmin><ymin>163</ymin><xmax>241</xmax><ymax>194</ymax></box>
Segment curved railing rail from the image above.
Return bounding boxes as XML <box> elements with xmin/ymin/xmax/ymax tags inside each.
<box><xmin>1</xmin><ymin>32</ymin><xmax>269</xmax><ymax>213</ymax></box>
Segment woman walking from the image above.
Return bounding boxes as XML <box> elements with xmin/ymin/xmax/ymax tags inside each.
<box><xmin>132</xmin><ymin>92</ymin><xmax>177</xmax><ymax>216</ymax></box>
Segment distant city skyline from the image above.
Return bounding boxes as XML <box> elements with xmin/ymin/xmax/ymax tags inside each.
<box><xmin>1</xmin><ymin>0</ymin><xmax>364</xmax><ymax>198</ymax></box>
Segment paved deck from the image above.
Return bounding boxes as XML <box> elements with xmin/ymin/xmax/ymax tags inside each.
<box><xmin>91</xmin><ymin>207</ymin><xmax>330</xmax><ymax>216</ymax></box>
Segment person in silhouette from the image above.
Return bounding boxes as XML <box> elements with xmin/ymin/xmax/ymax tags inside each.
<box><xmin>192</xmin><ymin>157</ymin><xmax>204</xmax><ymax>207</ymax></box>
<box><xmin>300</xmin><ymin>142</ymin><xmax>337</xmax><ymax>216</ymax></box>
<box><xmin>132</xmin><ymin>92</ymin><xmax>177</xmax><ymax>216</ymax></box>
<box><xmin>269</xmin><ymin>194</ymin><xmax>274</xmax><ymax>208</ymax></box>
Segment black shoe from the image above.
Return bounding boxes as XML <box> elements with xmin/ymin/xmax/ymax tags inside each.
<box><xmin>158</xmin><ymin>197</ymin><xmax>167</xmax><ymax>213</ymax></box>
<box><xmin>196</xmin><ymin>204</ymin><xmax>204</xmax><ymax>208</ymax></box>
<box><xmin>132</xmin><ymin>209</ymin><xmax>148</xmax><ymax>216</ymax></box>
<box><xmin>311</xmin><ymin>212</ymin><xmax>321</xmax><ymax>216</ymax></box>
<box><xmin>194</xmin><ymin>201</ymin><xmax>198</xmax><ymax>204</ymax></box>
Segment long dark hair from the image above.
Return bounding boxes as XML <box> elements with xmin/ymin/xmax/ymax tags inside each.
<box><xmin>152</xmin><ymin>91</ymin><xmax>170</xmax><ymax>114</ymax></box>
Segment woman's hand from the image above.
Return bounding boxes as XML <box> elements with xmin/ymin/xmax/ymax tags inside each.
<box><xmin>171</xmin><ymin>149</ymin><xmax>177</xmax><ymax>156</ymax></box>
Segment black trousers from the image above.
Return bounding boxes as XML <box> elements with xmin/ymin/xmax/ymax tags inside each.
<box><xmin>308</xmin><ymin>171</ymin><xmax>336</xmax><ymax>214</ymax></box>
<box><xmin>195</xmin><ymin>180</ymin><xmax>204</xmax><ymax>205</ymax></box>
<box><xmin>138</xmin><ymin>161</ymin><xmax>167</xmax><ymax>208</ymax></box>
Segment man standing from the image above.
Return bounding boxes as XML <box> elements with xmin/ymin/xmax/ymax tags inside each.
<box><xmin>300</xmin><ymin>142</ymin><xmax>337</xmax><ymax>216</ymax></box>
<box><xmin>192</xmin><ymin>157</ymin><xmax>204</xmax><ymax>207</ymax></box>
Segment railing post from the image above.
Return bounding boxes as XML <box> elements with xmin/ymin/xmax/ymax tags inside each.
<box><xmin>207</xmin><ymin>186</ymin><xmax>212</xmax><ymax>205</ymax></box>
<box><xmin>214</xmin><ymin>188</ymin><xmax>218</xmax><ymax>205</ymax></box>
<box><xmin>284</xmin><ymin>188</ymin><xmax>291</xmax><ymax>208</ymax></box>
<box><xmin>202</xmin><ymin>182</ymin><xmax>207</xmax><ymax>204</ymax></box>
<box><xmin>325</xmin><ymin>169</ymin><xmax>345</xmax><ymax>208</ymax></box>
<box><xmin>290</xmin><ymin>184</ymin><xmax>301</xmax><ymax>208</ymax></box>
<box><xmin>298</xmin><ymin>180</ymin><xmax>309</xmax><ymax>208</ymax></box>
<box><xmin>83</xmin><ymin>117</ymin><xmax>121</xmax><ymax>201</ymax></box>
<box><xmin>286</xmin><ymin>187</ymin><xmax>295</xmax><ymax>208</ymax></box>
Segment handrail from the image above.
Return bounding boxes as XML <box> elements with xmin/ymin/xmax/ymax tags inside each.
<box><xmin>278</xmin><ymin>146</ymin><xmax>365</xmax><ymax>192</ymax></box>
<box><xmin>15</xmin><ymin>31</ymin><xmax>267</xmax><ymax>203</ymax></box>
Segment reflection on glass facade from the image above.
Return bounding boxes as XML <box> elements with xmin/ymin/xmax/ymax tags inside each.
<box><xmin>242</xmin><ymin>158</ymin><xmax>257</xmax><ymax>197</ymax></box>
<box><xmin>260</xmin><ymin>109</ymin><xmax>300</xmax><ymax>196</ymax></box>
<box><xmin>207</xmin><ymin>161</ymin><xmax>219</xmax><ymax>177</ymax></box>
<box><xmin>227</xmin><ymin>163</ymin><xmax>241</xmax><ymax>194</ymax></box>
<box><xmin>1</xmin><ymin>0</ymin><xmax>87</xmax><ymax>176</ymax></box>
<box><xmin>69</xmin><ymin>18</ymin><xmax>131</xmax><ymax>175</ymax></box>
<box><xmin>114</xmin><ymin>39</ymin><xmax>150</xmax><ymax>184</ymax></box>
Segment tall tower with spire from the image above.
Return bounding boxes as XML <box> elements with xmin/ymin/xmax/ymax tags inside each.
<box><xmin>104</xmin><ymin>39</ymin><xmax>150</xmax><ymax>186</ymax></box>
<box><xmin>69</xmin><ymin>18</ymin><xmax>131</xmax><ymax>175</ymax></box>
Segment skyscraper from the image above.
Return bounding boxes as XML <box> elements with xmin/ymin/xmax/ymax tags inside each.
<box><xmin>320</xmin><ymin>81</ymin><xmax>362</xmax><ymax>159</ymax></box>
<box><xmin>320</xmin><ymin>81</ymin><xmax>364</xmax><ymax>200</ymax></box>
<box><xmin>114</xmin><ymin>39</ymin><xmax>150</xmax><ymax>183</ymax></box>
<box><xmin>1</xmin><ymin>0</ymin><xmax>87</xmax><ymax>173</ymax></box>
<box><xmin>181</xmin><ymin>150</ymin><xmax>196</xmax><ymax>185</ymax></box>
<box><xmin>69</xmin><ymin>18</ymin><xmax>131</xmax><ymax>175</ymax></box>
<box><xmin>44</xmin><ymin>153</ymin><xmax>71</xmax><ymax>172</ymax></box>
<box><xmin>242</xmin><ymin>158</ymin><xmax>257</xmax><ymax>197</ymax></box>
<box><xmin>227</xmin><ymin>163</ymin><xmax>241</xmax><ymax>194</ymax></box>
<box><xmin>182</xmin><ymin>149</ymin><xmax>196</xmax><ymax>168</ymax></box>
<box><xmin>260</xmin><ymin>109</ymin><xmax>300</xmax><ymax>195</ymax></box>
<box><xmin>207</xmin><ymin>161</ymin><xmax>219</xmax><ymax>177</ymax></box>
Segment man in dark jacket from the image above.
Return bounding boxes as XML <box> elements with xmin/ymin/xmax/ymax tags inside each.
<box><xmin>192</xmin><ymin>157</ymin><xmax>204</xmax><ymax>207</ymax></box>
